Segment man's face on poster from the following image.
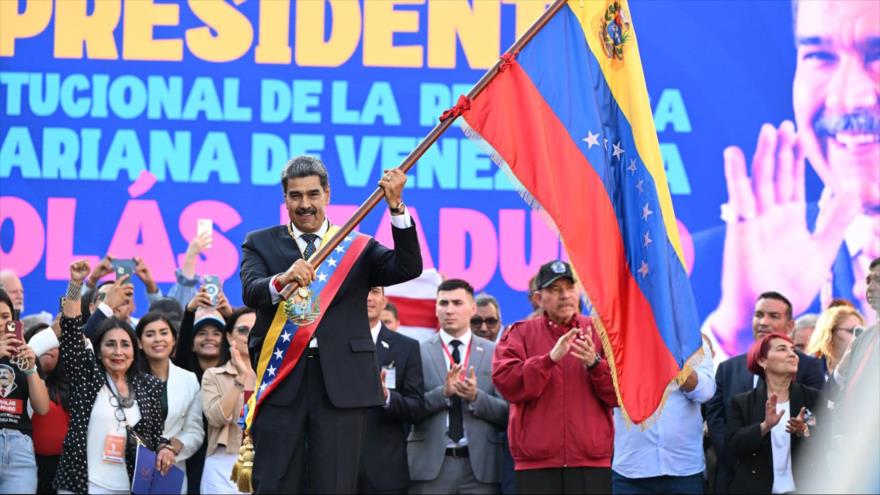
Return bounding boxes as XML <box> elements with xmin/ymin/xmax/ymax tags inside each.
<box><xmin>793</xmin><ymin>0</ymin><xmax>880</xmax><ymax>212</ymax></box>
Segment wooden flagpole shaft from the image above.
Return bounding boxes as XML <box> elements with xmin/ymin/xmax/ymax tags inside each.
<box><xmin>281</xmin><ymin>0</ymin><xmax>569</xmax><ymax>297</ymax></box>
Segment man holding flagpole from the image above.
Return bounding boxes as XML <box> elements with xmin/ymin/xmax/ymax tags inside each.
<box><xmin>239</xmin><ymin>155</ymin><xmax>422</xmax><ymax>493</ymax></box>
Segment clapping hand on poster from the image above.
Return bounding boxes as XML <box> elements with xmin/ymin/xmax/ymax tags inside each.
<box><xmin>711</xmin><ymin>120</ymin><xmax>860</xmax><ymax>354</ymax></box>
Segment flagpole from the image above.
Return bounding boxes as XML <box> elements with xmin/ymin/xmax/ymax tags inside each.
<box><xmin>282</xmin><ymin>0</ymin><xmax>569</xmax><ymax>297</ymax></box>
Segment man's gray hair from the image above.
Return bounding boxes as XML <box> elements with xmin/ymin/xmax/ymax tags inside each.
<box><xmin>280</xmin><ymin>155</ymin><xmax>329</xmax><ymax>191</ymax></box>
<box><xmin>475</xmin><ymin>292</ymin><xmax>501</xmax><ymax>320</ymax></box>
<box><xmin>794</xmin><ymin>313</ymin><xmax>818</xmax><ymax>331</ymax></box>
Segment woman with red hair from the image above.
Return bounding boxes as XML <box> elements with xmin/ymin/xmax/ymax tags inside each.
<box><xmin>725</xmin><ymin>333</ymin><xmax>823</xmax><ymax>493</ymax></box>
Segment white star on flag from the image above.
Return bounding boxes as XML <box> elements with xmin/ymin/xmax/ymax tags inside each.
<box><xmin>638</xmin><ymin>260</ymin><xmax>650</xmax><ymax>277</ymax></box>
<box><xmin>612</xmin><ymin>142</ymin><xmax>625</xmax><ymax>160</ymax></box>
<box><xmin>344</xmin><ymin>236</ymin><xmax>353</xmax><ymax>242</ymax></box>
<box><xmin>327</xmin><ymin>257</ymin><xmax>337</xmax><ymax>267</ymax></box>
<box><xmin>643</xmin><ymin>231</ymin><xmax>653</xmax><ymax>247</ymax></box>
<box><xmin>274</xmin><ymin>348</ymin><xmax>284</xmax><ymax>361</ymax></box>
<box><xmin>281</xmin><ymin>331</ymin><xmax>291</xmax><ymax>343</ymax></box>
<box><xmin>604</xmin><ymin>137</ymin><xmax>608</xmax><ymax>149</ymax></box>
<box><xmin>627</xmin><ymin>159</ymin><xmax>637</xmax><ymax>174</ymax></box>
<box><xmin>642</xmin><ymin>203</ymin><xmax>653</xmax><ymax>221</ymax></box>
<box><xmin>267</xmin><ymin>365</ymin><xmax>276</xmax><ymax>376</ymax></box>
<box><xmin>335</xmin><ymin>246</ymin><xmax>345</xmax><ymax>254</ymax></box>
<box><xmin>259</xmin><ymin>383</ymin><xmax>267</xmax><ymax>392</ymax></box>
<box><xmin>636</xmin><ymin>179</ymin><xmax>645</xmax><ymax>193</ymax></box>
<box><xmin>583</xmin><ymin>131</ymin><xmax>600</xmax><ymax>149</ymax></box>
<box><xmin>317</xmin><ymin>272</ymin><xmax>328</xmax><ymax>282</ymax></box>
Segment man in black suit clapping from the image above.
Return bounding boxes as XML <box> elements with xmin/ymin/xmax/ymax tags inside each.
<box><xmin>358</xmin><ymin>286</ymin><xmax>425</xmax><ymax>494</ymax></box>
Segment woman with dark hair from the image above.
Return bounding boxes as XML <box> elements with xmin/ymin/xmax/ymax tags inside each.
<box><xmin>173</xmin><ymin>285</ymin><xmax>234</xmax><ymax>494</ymax></box>
<box><xmin>0</xmin><ymin>288</ymin><xmax>50</xmax><ymax>494</ymax></box>
<box><xmin>26</xmin><ymin>319</ymin><xmax>71</xmax><ymax>494</ymax></box>
<box><xmin>136</xmin><ymin>311</ymin><xmax>204</xmax><ymax>490</ymax></box>
<box><xmin>54</xmin><ymin>260</ymin><xmax>168</xmax><ymax>494</ymax></box>
<box><xmin>199</xmin><ymin>306</ymin><xmax>255</xmax><ymax>494</ymax></box>
<box><xmin>726</xmin><ymin>333</ymin><xmax>822</xmax><ymax>494</ymax></box>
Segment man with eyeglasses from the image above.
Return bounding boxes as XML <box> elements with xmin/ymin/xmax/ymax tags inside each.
<box><xmin>473</xmin><ymin>293</ymin><xmax>503</xmax><ymax>342</ymax></box>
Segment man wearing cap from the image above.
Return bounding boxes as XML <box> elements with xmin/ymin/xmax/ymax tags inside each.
<box><xmin>493</xmin><ymin>260</ymin><xmax>618</xmax><ymax>494</ymax></box>
<box><xmin>239</xmin><ymin>156</ymin><xmax>422</xmax><ymax>493</ymax></box>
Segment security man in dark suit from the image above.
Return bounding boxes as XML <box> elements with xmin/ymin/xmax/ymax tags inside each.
<box><xmin>358</xmin><ymin>286</ymin><xmax>425</xmax><ymax>494</ymax></box>
<box><xmin>705</xmin><ymin>291</ymin><xmax>824</xmax><ymax>494</ymax></box>
<box><xmin>240</xmin><ymin>156</ymin><xmax>422</xmax><ymax>493</ymax></box>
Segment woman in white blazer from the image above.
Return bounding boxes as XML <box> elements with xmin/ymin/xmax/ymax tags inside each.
<box><xmin>136</xmin><ymin>311</ymin><xmax>205</xmax><ymax>491</ymax></box>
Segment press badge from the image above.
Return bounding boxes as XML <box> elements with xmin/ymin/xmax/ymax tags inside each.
<box><xmin>383</xmin><ymin>363</ymin><xmax>396</xmax><ymax>390</ymax></box>
<box><xmin>103</xmin><ymin>429</ymin><xmax>126</xmax><ymax>464</ymax></box>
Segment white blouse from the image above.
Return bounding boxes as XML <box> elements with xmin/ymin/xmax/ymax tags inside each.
<box><xmin>163</xmin><ymin>362</ymin><xmax>205</xmax><ymax>474</ymax></box>
<box><xmin>770</xmin><ymin>400</ymin><xmax>796</xmax><ymax>494</ymax></box>
<box><xmin>86</xmin><ymin>385</ymin><xmax>141</xmax><ymax>492</ymax></box>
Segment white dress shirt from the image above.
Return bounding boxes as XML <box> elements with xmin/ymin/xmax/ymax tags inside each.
<box><xmin>612</xmin><ymin>340</ymin><xmax>716</xmax><ymax>478</ymax></box>
<box><xmin>439</xmin><ymin>329</ymin><xmax>473</xmax><ymax>448</ymax></box>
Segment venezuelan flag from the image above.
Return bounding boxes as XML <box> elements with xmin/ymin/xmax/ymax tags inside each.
<box><xmin>461</xmin><ymin>0</ymin><xmax>702</xmax><ymax>423</ymax></box>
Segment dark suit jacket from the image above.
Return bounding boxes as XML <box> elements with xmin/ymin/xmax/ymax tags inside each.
<box><xmin>360</xmin><ymin>325</ymin><xmax>425</xmax><ymax>491</ymax></box>
<box><xmin>240</xmin><ymin>223</ymin><xmax>422</xmax><ymax>409</ymax></box>
<box><xmin>706</xmin><ymin>351</ymin><xmax>825</xmax><ymax>493</ymax></box>
<box><xmin>725</xmin><ymin>382</ymin><xmax>821</xmax><ymax>494</ymax></box>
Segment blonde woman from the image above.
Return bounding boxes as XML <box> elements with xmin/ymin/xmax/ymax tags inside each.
<box><xmin>807</xmin><ymin>306</ymin><xmax>864</xmax><ymax>379</ymax></box>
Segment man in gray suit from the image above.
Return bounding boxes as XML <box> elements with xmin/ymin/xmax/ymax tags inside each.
<box><xmin>408</xmin><ymin>279</ymin><xmax>509</xmax><ymax>494</ymax></box>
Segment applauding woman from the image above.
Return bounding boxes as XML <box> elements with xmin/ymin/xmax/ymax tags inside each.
<box><xmin>54</xmin><ymin>260</ymin><xmax>167</xmax><ymax>495</ymax></box>
<box><xmin>200</xmin><ymin>307</ymin><xmax>255</xmax><ymax>494</ymax></box>
<box><xmin>0</xmin><ymin>288</ymin><xmax>50</xmax><ymax>494</ymax></box>
<box><xmin>726</xmin><ymin>333</ymin><xmax>821</xmax><ymax>494</ymax></box>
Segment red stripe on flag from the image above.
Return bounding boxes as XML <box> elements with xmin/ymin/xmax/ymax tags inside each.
<box><xmin>386</xmin><ymin>295</ymin><xmax>438</xmax><ymax>329</ymax></box>
<box><xmin>463</xmin><ymin>62</ymin><xmax>679</xmax><ymax>422</ymax></box>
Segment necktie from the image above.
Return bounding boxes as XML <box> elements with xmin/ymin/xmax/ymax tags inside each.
<box><xmin>301</xmin><ymin>233</ymin><xmax>318</xmax><ymax>260</ymax></box>
<box><xmin>449</xmin><ymin>339</ymin><xmax>464</xmax><ymax>443</ymax></box>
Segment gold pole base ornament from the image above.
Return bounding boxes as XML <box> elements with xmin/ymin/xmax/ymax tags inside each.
<box><xmin>284</xmin><ymin>285</ymin><xmax>321</xmax><ymax>325</ymax></box>
<box><xmin>230</xmin><ymin>434</ymin><xmax>255</xmax><ymax>493</ymax></box>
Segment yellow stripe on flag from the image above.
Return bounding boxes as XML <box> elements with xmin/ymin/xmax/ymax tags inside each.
<box><xmin>567</xmin><ymin>0</ymin><xmax>685</xmax><ymax>264</ymax></box>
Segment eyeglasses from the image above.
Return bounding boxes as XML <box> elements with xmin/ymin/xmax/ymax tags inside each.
<box><xmin>833</xmin><ymin>326</ymin><xmax>856</xmax><ymax>335</ymax></box>
<box><xmin>470</xmin><ymin>317</ymin><xmax>499</xmax><ymax>328</ymax></box>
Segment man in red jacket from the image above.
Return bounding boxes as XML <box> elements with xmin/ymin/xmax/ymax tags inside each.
<box><xmin>493</xmin><ymin>260</ymin><xmax>618</xmax><ymax>494</ymax></box>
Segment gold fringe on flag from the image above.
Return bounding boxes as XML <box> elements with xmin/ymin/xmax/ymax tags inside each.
<box><xmin>230</xmin><ymin>433</ymin><xmax>255</xmax><ymax>493</ymax></box>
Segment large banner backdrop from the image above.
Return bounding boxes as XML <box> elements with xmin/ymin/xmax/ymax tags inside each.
<box><xmin>0</xmin><ymin>0</ymin><xmax>844</xmax><ymax>357</ymax></box>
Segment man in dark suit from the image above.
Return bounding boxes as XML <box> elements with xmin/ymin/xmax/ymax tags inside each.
<box><xmin>240</xmin><ymin>156</ymin><xmax>422</xmax><ymax>493</ymax></box>
<box><xmin>706</xmin><ymin>291</ymin><xmax>824</xmax><ymax>494</ymax></box>
<box><xmin>358</xmin><ymin>286</ymin><xmax>425</xmax><ymax>494</ymax></box>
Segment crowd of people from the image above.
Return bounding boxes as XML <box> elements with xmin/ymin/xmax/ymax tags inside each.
<box><xmin>0</xmin><ymin>248</ymin><xmax>877</xmax><ymax>494</ymax></box>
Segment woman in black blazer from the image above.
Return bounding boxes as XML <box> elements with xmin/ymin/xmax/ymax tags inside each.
<box><xmin>54</xmin><ymin>260</ymin><xmax>167</xmax><ymax>494</ymax></box>
<box><xmin>725</xmin><ymin>332</ymin><xmax>821</xmax><ymax>494</ymax></box>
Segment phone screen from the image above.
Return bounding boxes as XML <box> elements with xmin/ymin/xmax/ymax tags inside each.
<box><xmin>112</xmin><ymin>259</ymin><xmax>135</xmax><ymax>285</ymax></box>
<box><xmin>203</xmin><ymin>275</ymin><xmax>222</xmax><ymax>306</ymax></box>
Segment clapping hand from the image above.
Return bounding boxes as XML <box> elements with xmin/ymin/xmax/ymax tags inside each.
<box><xmin>570</xmin><ymin>329</ymin><xmax>599</xmax><ymax>368</ymax></box>
<box><xmin>786</xmin><ymin>406</ymin><xmax>810</xmax><ymax>437</ymax></box>
<box><xmin>713</xmin><ymin>121</ymin><xmax>861</xmax><ymax>353</ymax></box>
<box><xmin>443</xmin><ymin>363</ymin><xmax>464</xmax><ymax>397</ymax></box>
<box><xmin>761</xmin><ymin>393</ymin><xmax>785</xmax><ymax>434</ymax></box>
<box><xmin>453</xmin><ymin>367</ymin><xmax>478</xmax><ymax>402</ymax></box>
<box><xmin>549</xmin><ymin>328</ymin><xmax>580</xmax><ymax>363</ymax></box>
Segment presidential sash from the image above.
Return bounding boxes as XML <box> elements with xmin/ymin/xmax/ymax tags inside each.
<box><xmin>241</xmin><ymin>227</ymin><xmax>370</xmax><ymax>432</ymax></box>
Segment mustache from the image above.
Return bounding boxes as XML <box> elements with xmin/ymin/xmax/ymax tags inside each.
<box><xmin>814</xmin><ymin>108</ymin><xmax>880</xmax><ymax>136</ymax></box>
<box><xmin>295</xmin><ymin>207</ymin><xmax>318</xmax><ymax>216</ymax></box>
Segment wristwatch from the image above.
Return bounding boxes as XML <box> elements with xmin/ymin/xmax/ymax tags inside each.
<box><xmin>587</xmin><ymin>355</ymin><xmax>602</xmax><ymax>370</ymax></box>
<box><xmin>389</xmin><ymin>201</ymin><xmax>406</xmax><ymax>215</ymax></box>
